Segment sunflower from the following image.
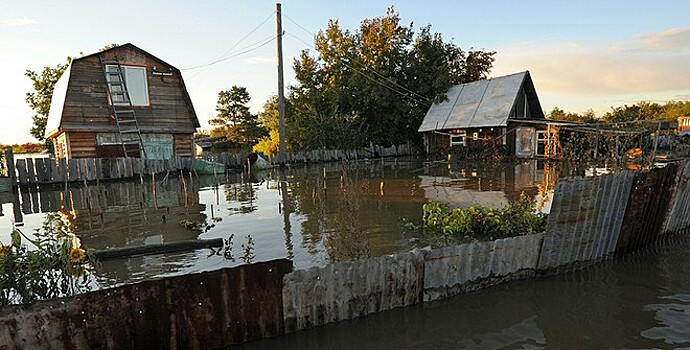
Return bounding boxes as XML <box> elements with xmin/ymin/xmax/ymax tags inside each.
<box><xmin>0</xmin><ymin>244</ymin><xmax>9</xmax><ymax>255</ymax></box>
<box><xmin>69</xmin><ymin>247</ymin><xmax>85</xmax><ymax>263</ymax></box>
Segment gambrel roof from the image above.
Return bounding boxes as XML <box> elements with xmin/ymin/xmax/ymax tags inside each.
<box><xmin>418</xmin><ymin>71</ymin><xmax>544</xmax><ymax>132</ymax></box>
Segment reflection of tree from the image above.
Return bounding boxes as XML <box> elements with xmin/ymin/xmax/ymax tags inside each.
<box><xmin>312</xmin><ymin>166</ymin><xmax>370</xmax><ymax>262</ymax></box>
<box><xmin>287</xmin><ymin>161</ymin><xmax>426</xmax><ymax>259</ymax></box>
<box><xmin>225</xmin><ymin>182</ymin><xmax>257</xmax><ymax>214</ymax></box>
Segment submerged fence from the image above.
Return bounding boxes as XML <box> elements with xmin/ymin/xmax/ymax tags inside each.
<box><xmin>205</xmin><ymin>143</ymin><xmax>419</xmax><ymax>167</ymax></box>
<box><xmin>3</xmin><ymin>161</ymin><xmax>690</xmax><ymax>349</ymax></box>
<box><xmin>2</xmin><ymin>149</ymin><xmax>194</xmax><ymax>188</ymax></box>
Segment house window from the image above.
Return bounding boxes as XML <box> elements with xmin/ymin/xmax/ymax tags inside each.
<box><xmin>450</xmin><ymin>132</ymin><xmax>466</xmax><ymax>147</ymax></box>
<box><xmin>105</xmin><ymin>65</ymin><xmax>149</xmax><ymax>106</ymax></box>
<box><xmin>536</xmin><ymin>130</ymin><xmax>547</xmax><ymax>156</ymax></box>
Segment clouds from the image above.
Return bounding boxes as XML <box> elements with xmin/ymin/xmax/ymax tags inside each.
<box><xmin>1</xmin><ymin>17</ymin><xmax>38</xmax><ymax>27</ymax></box>
<box><xmin>491</xmin><ymin>26</ymin><xmax>690</xmax><ymax>99</ymax></box>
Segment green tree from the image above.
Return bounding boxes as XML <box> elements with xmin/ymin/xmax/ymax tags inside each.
<box><xmin>289</xmin><ymin>7</ymin><xmax>495</xmax><ymax>150</ymax></box>
<box><xmin>25</xmin><ymin>57</ymin><xmax>71</xmax><ymax>151</ymax></box>
<box><xmin>209</xmin><ymin>86</ymin><xmax>266</xmax><ymax>148</ymax></box>
<box><xmin>547</xmin><ymin>107</ymin><xmax>598</xmax><ymax>123</ymax></box>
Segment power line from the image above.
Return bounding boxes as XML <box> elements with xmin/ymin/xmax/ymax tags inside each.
<box><xmin>181</xmin><ymin>11</ymin><xmax>275</xmax><ymax>71</ymax></box>
<box><xmin>283</xmin><ymin>13</ymin><xmax>316</xmax><ymax>38</ymax></box>
<box><xmin>283</xmin><ymin>15</ymin><xmax>432</xmax><ymax>106</ymax></box>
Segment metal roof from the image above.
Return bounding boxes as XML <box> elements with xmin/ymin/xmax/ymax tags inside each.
<box><xmin>418</xmin><ymin>71</ymin><xmax>544</xmax><ymax>132</ymax></box>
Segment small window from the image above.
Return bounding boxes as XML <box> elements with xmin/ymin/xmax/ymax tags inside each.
<box><xmin>472</xmin><ymin>132</ymin><xmax>479</xmax><ymax>140</ymax></box>
<box><xmin>105</xmin><ymin>65</ymin><xmax>149</xmax><ymax>106</ymax></box>
<box><xmin>450</xmin><ymin>132</ymin><xmax>466</xmax><ymax>147</ymax></box>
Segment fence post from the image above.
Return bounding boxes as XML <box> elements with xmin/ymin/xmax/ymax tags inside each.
<box><xmin>5</xmin><ymin>148</ymin><xmax>16</xmax><ymax>187</ymax></box>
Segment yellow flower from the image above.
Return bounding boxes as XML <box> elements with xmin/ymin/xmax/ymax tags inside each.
<box><xmin>0</xmin><ymin>244</ymin><xmax>9</xmax><ymax>255</ymax></box>
<box><xmin>69</xmin><ymin>247</ymin><xmax>85</xmax><ymax>263</ymax></box>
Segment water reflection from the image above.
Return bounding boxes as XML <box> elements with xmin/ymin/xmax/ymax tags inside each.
<box><xmin>1</xmin><ymin>158</ymin><xmax>557</xmax><ymax>287</ymax></box>
<box><xmin>641</xmin><ymin>294</ymin><xmax>690</xmax><ymax>345</ymax></box>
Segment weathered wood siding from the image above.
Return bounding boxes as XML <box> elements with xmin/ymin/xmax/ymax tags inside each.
<box><xmin>52</xmin><ymin>44</ymin><xmax>199</xmax><ymax>159</ymax></box>
<box><xmin>174</xmin><ymin>133</ymin><xmax>194</xmax><ymax>157</ymax></box>
<box><xmin>67</xmin><ymin>132</ymin><xmax>97</xmax><ymax>158</ymax></box>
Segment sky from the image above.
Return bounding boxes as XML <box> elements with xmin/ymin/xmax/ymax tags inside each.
<box><xmin>2</xmin><ymin>0</ymin><xmax>690</xmax><ymax>144</ymax></box>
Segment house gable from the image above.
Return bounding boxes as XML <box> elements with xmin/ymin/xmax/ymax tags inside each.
<box><xmin>45</xmin><ymin>43</ymin><xmax>199</xmax><ymax>139</ymax></box>
<box><xmin>418</xmin><ymin>71</ymin><xmax>544</xmax><ymax>132</ymax></box>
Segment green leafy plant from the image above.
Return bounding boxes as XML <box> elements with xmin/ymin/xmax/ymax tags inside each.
<box><xmin>0</xmin><ymin>213</ymin><xmax>95</xmax><ymax>306</ymax></box>
<box><xmin>412</xmin><ymin>193</ymin><xmax>547</xmax><ymax>241</ymax></box>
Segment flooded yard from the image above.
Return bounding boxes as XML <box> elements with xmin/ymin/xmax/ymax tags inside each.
<box><xmin>0</xmin><ymin>157</ymin><xmax>555</xmax><ymax>288</ymax></box>
<box><xmin>241</xmin><ymin>236</ymin><xmax>690</xmax><ymax>349</ymax></box>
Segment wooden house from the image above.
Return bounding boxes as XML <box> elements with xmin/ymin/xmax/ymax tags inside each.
<box><xmin>45</xmin><ymin>43</ymin><xmax>199</xmax><ymax>159</ymax></box>
<box><xmin>418</xmin><ymin>71</ymin><xmax>550</xmax><ymax>158</ymax></box>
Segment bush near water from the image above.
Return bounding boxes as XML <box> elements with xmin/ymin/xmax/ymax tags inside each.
<box><xmin>414</xmin><ymin>193</ymin><xmax>547</xmax><ymax>240</ymax></box>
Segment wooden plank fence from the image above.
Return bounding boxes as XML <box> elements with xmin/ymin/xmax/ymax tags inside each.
<box><xmin>10</xmin><ymin>155</ymin><xmax>194</xmax><ymax>187</ymax></box>
<box><xmin>205</xmin><ymin>143</ymin><xmax>419</xmax><ymax>168</ymax></box>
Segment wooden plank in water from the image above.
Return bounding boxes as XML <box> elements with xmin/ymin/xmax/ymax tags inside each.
<box><xmin>16</xmin><ymin>159</ymin><xmax>28</xmax><ymax>185</ymax></box>
<box><xmin>21</xmin><ymin>190</ymin><xmax>31</xmax><ymax>214</ymax></box>
<box><xmin>30</xmin><ymin>191</ymin><xmax>39</xmax><ymax>214</ymax></box>
<box><xmin>95</xmin><ymin>158</ymin><xmax>103</xmax><ymax>180</ymax></box>
<box><xmin>34</xmin><ymin>158</ymin><xmax>45</xmax><ymax>183</ymax></box>
<box><xmin>26</xmin><ymin>159</ymin><xmax>36</xmax><ymax>185</ymax></box>
<box><xmin>4</xmin><ymin>149</ymin><xmax>16</xmax><ymax>185</ymax></box>
<box><xmin>68</xmin><ymin>159</ymin><xmax>78</xmax><ymax>182</ymax></box>
<box><xmin>92</xmin><ymin>238</ymin><xmax>224</xmax><ymax>260</ymax></box>
<box><xmin>53</xmin><ymin>159</ymin><xmax>65</xmax><ymax>183</ymax></box>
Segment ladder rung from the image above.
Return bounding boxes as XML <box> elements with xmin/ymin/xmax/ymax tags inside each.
<box><xmin>114</xmin><ymin>109</ymin><xmax>135</xmax><ymax>114</ymax></box>
<box><xmin>121</xmin><ymin>129</ymin><xmax>140</xmax><ymax>134</ymax></box>
<box><xmin>118</xmin><ymin>120</ymin><xmax>137</xmax><ymax>124</ymax></box>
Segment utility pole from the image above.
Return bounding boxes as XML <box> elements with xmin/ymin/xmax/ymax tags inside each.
<box><xmin>276</xmin><ymin>2</ymin><xmax>286</xmax><ymax>166</ymax></box>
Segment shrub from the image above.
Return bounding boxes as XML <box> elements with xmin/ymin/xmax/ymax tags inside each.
<box><xmin>415</xmin><ymin>193</ymin><xmax>547</xmax><ymax>240</ymax></box>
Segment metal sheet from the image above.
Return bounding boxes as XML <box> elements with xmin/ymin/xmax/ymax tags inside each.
<box><xmin>0</xmin><ymin>259</ymin><xmax>293</xmax><ymax>349</ymax></box>
<box><xmin>423</xmin><ymin>234</ymin><xmax>544</xmax><ymax>302</ymax></box>
<box><xmin>419</xmin><ymin>71</ymin><xmax>535</xmax><ymax>132</ymax></box>
<box><xmin>663</xmin><ymin>161</ymin><xmax>690</xmax><ymax>234</ymax></box>
<box><xmin>616</xmin><ymin>164</ymin><xmax>679</xmax><ymax>256</ymax></box>
<box><xmin>418</xmin><ymin>85</ymin><xmax>463</xmax><ymax>132</ymax></box>
<box><xmin>537</xmin><ymin>172</ymin><xmax>637</xmax><ymax>270</ymax></box>
<box><xmin>282</xmin><ymin>250</ymin><xmax>425</xmax><ymax>333</ymax></box>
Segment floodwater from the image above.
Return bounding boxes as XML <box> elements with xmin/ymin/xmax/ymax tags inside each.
<box><xmin>242</xmin><ymin>238</ymin><xmax>690</xmax><ymax>349</ymax></box>
<box><xmin>0</xmin><ymin>157</ymin><xmax>555</xmax><ymax>288</ymax></box>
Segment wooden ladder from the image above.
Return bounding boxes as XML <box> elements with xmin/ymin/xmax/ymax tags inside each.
<box><xmin>99</xmin><ymin>55</ymin><xmax>146</xmax><ymax>159</ymax></box>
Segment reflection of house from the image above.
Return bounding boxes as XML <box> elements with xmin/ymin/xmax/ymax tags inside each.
<box><xmin>45</xmin><ymin>44</ymin><xmax>199</xmax><ymax>159</ymax></box>
<box><xmin>419</xmin><ymin>71</ymin><xmax>553</xmax><ymax>158</ymax></box>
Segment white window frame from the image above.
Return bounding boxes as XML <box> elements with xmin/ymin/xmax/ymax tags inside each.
<box><xmin>450</xmin><ymin>131</ymin><xmax>466</xmax><ymax>147</ymax></box>
<box><xmin>105</xmin><ymin>65</ymin><xmax>150</xmax><ymax>106</ymax></box>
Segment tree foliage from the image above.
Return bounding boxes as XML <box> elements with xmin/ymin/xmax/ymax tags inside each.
<box><xmin>280</xmin><ymin>7</ymin><xmax>495</xmax><ymax>150</ymax></box>
<box><xmin>209</xmin><ymin>86</ymin><xmax>266</xmax><ymax>148</ymax></box>
<box><xmin>546</xmin><ymin>107</ymin><xmax>598</xmax><ymax>123</ymax></box>
<box><xmin>25</xmin><ymin>57</ymin><xmax>71</xmax><ymax>151</ymax></box>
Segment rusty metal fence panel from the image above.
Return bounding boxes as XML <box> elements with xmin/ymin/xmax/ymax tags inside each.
<box><xmin>538</xmin><ymin>172</ymin><xmax>636</xmax><ymax>270</ymax></box>
<box><xmin>282</xmin><ymin>250</ymin><xmax>425</xmax><ymax>333</ymax></box>
<box><xmin>423</xmin><ymin>234</ymin><xmax>544</xmax><ymax>302</ymax></box>
<box><xmin>0</xmin><ymin>259</ymin><xmax>292</xmax><ymax>350</ymax></box>
<box><xmin>663</xmin><ymin>161</ymin><xmax>690</xmax><ymax>235</ymax></box>
<box><xmin>615</xmin><ymin>164</ymin><xmax>680</xmax><ymax>256</ymax></box>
